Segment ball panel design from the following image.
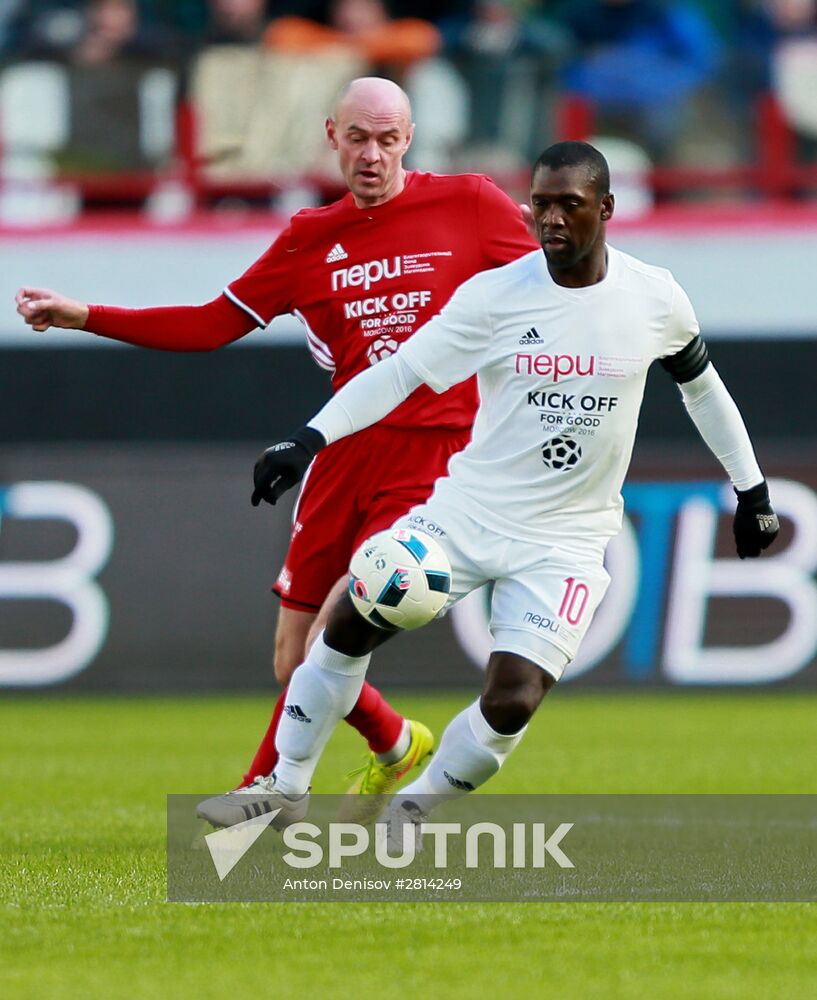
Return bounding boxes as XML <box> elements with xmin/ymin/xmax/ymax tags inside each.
<box><xmin>375</xmin><ymin>569</ymin><xmax>413</xmax><ymax>607</ymax></box>
<box><xmin>348</xmin><ymin>528</ymin><xmax>452</xmax><ymax>630</ymax></box>
<box><xmin>424</xmin><ymin>570</ymin><xmax>451</xmax><ymax>594</ymax></box>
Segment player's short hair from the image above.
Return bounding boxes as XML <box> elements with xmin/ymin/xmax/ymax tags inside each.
<box><xmin>532</xmin><ymin>142</ymin><xmax>611</xmax><ymax>197</ymax></box>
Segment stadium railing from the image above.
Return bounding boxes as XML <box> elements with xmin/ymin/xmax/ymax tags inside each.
<box><xmin>554</xmin><ymin>93</ymin><xmax>817</xmax><ymax>202</ymax></box>
<box><xmin>1</xmin><ymin>66</ymin><xmax>816</xmax><ymax>213</ymax></box>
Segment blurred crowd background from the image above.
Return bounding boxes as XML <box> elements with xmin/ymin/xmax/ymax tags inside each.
<box><xmin>1</xmin><ymin>0</ymin><xmax>817</xmax><ymax>219</ymax></box>
<box><xmin>3</xmin><ymin>3</ymin><xmax>817</xmax><ymax>695</ymax></box>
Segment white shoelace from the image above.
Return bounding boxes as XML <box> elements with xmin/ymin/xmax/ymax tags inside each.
<box><xmin>242</xmin><ymin>775</ymin><xmax>276</xmax><ymax>794</ymax></box>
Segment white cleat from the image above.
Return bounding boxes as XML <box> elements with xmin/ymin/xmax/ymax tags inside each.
<box><xmin>381</xmin><ymin>797</ymin><xmax>428</xmax><ymax>854</ymax></box>
<box><xmin>196</xmin><ymin>774</ymin><xmax>308</xmax><ymax>830</ymax></box>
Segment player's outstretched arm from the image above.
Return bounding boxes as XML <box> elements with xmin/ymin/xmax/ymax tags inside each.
<box><xmin>16</xmin><ymin>286</ymin><xmax>256</xmax><ymax>350</ymax></box>
<box><xmin>252</xmin><ymin>352</ymin><xmax>424</xmax><ymax>507</ymax></box>
<box><xmin>252</xmin><ymin>276</ymin><xmax>492</xmax><ymax>507</ymax></box>
<box><xmin>16</xmin><ymin>287</ymin><xmax>89</xmax><ymax>332</ymax></box>
<box><xmin>661</xmin><ymin>337</ymin><xmax>779</xmax><ymax>559</ymax></box>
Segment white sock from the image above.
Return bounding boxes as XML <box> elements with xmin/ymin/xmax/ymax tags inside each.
<box><xmin>398</xmin><ymin>699</ymin><xmax>526</xmax><ymax>803</ymax></box>
<box><xmin>376</xmin><ymin>719</ymin><xmax>411</xmax><ymax>765</ymax></box>
<box><xmin>274</xmin><ymin>632</ymin><xmax>370</xmax><ymax>796</ymax></box>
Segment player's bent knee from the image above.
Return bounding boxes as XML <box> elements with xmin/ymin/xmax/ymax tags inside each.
<box><xmin>274</xmin><ymin>607</ymin><xmax>318</xmax><ymax>684</ymax></box>
<box><xmin>324</xmin><ymin>592</ymin><xmax>393</xmax><ymax>657</ymax></box>
<box><xmin>481</xmin><ymin>645</ymin><xmax>562</xmax><ymax>734</ymax></box>
<box><xmin>273</xmin><ymin>649</ymin><xmax>299</xmax><ymax>685</ymax></box>
<box><xmin>492</xmin><ymin>628</ymin><xmax>570</xmax><ymax>683</ymax></box>
<box><xmin>306</xmin><ymin>575</ymin><xmax>348</xmax><ymax>652</ymax></box>
<box><xmin>481</xmin><ymin>687</ymin><xmax>541</xmax><ymax>735</ymax></box>
<box><xmin>273</xmin><ymin>630</ymin><xmax>304</xmax><ymax>683</ymax></box>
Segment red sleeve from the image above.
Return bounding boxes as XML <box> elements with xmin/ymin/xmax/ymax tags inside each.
<box><xmin>83</xmin><ymin>222</ymin><xmax>302</xmax><ymax>350</ymax></box>
<box><xmin>476</xmin><ymin>176</ymin><xmax>538</xmax><ymax>266</ymax></box>
<box><xmin>224</xmin><ymin>222</ymin><xmax>300</xmax><ymax>327</ymax></box>
<box><xmin>85</xmin><ymin>295</ymin><xmax>256</xmax><ymax>351</ymax></box>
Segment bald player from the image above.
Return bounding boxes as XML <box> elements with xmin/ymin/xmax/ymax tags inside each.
<box><xmin>16</xmin><ymin>78</ymin><xmax>537</xmax><ymax>812</ymax></box>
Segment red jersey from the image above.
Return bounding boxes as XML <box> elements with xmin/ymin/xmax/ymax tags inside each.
<box><xmin>225</xmin><ymin>171</ymin><xmax>536</xmax><ymax>430</ymax></box>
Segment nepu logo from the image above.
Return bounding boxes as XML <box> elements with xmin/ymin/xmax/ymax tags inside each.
<box><xmin>515</xmin><ymin>353</ymin><xmax>596</xmax><ymax>382</ymax></box>
<box><xmin>331</xmin><ymin>256</ymin><xmax>402</xmax><ymax>292</ymax></box>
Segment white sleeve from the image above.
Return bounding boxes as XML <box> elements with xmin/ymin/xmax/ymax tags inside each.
<box><xmin>308</xmin><ymin>352</ymin><xmax>423</xmax><ymax>445</ymax></box>
<box><xmin>679</xmin><ymin>364</ymin><xmax>763</xmax><ymax>491</ymax></box>
<box><xmin>308</xmin><ymin>273</ymin><xmax>492</xmax><ymax>444</ymax></box>
<box><xmin>397</xmin><ymin>272</ymin><xmax>493</xmax><ymax>393</ymax></box>
<box><xmin>659</xmin><ymin>279</ymin><xmax>700</xmax><ymax>358</ymax></box>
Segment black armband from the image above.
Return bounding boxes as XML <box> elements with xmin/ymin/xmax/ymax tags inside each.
<box><xmin>660</xmin><ymin>335</ymin><xmax>709</xmax><ymax>384</ymax></box>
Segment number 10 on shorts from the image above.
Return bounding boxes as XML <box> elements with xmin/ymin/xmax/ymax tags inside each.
<box><xmin>559</xmin><ymin>577</ymin><xmax>590</xmax><ymax>626</ymax></box>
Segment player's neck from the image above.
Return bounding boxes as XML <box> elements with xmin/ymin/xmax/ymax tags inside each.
<box><xmin>351</xmin><ymin>169</ymin><xmax>408</xmax><ymax>210</ymax></box>
<box><xmin>546</xmin><ymin>246</ymin><xmax>608</xmax><ymax>289</ymax></box>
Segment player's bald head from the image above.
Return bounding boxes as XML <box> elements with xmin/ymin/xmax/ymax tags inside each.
<box><xmin>333</xmin><ymin>77</ymin><xmax>412</xmax><ymax>128</ymax></box>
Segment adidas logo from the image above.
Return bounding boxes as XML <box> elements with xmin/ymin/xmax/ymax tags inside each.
<box><xmin>325</xmin><ymin>243</ymin><xmax>348</xmax><ymax>263</ymax></box>
<box><xmin>284</xmin><ymin>704</ymin><xmax>312</xmax><ymax>723</ymax></box>
<box><xmin>519</xmin><ymin>327</ymin><xmax>543</xmax><ymax>345</ymax></box>
<box><xmin>443</xmin><ymin>770</ymin><xmax>475</xmax><ymax>791</ymax></box>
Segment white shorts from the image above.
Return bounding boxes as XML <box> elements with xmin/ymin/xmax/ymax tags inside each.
<box><xmin>391</xmin><ymin>497</ymin><xmax>610</xmax><ymax>681</ymax></box>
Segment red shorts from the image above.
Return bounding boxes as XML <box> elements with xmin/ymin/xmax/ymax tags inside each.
<box><xmin>272</xmin><ymin>423</ymin><xmax>470</xmax><ymax>612</ymax></box>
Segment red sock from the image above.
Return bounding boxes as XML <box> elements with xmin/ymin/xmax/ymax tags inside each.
<box><xmin>239</xmin><ymin>687</ymin><xmax>288</xmax><ymax>787</ymax></box>
<box><xmin>344</xmin><ymin>681</ymin><xmax>404</xmax><ymax>755</ymax></box>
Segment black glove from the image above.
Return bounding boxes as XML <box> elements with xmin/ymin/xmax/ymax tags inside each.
<box><xmin>251</xmin><ymin>427</ymin><xmax>326</xmax><ymax>507</ymax></box>
<box><xmin>733</xmin><ymin>480</ymin><xmax>779</xmax><ymax>559</ymax></box>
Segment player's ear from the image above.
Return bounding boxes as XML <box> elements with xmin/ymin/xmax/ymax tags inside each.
<box><xmin>326</xmin><ymin>117</ymin><xmax>338</xmax><ymax>150</ymax></box>
<box><xmin>405</xmin><ymin>123</ymin><xmax>415</xmax><ymax>150</ymax></box>
<box><xmin>600</xmin><ymin>192</ymin><xmax>614</xmax><ymax>222</ymax></box>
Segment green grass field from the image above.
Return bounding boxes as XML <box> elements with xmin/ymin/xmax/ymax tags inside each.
<box><xmin>2</xmin><ymin>691</ymin><xmax>816</xmax><ymax>999</ymax></box>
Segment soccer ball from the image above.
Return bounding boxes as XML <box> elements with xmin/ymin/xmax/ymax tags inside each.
<box><xmin>366</xmin><ymin>336</ymin><xmax>398</xmax><ymax>365</ymax></box>
<box><xmin>541</xmin><ymin>435</ymin><xmax>582</xmax><ymax>471</ymax></box>
<box><xmin>348</xmin><ymin>528</ymin><xmax>451</xmax><ymax>631</ymax></box>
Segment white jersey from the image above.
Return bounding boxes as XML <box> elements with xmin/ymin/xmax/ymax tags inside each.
<box><xmin>398</xmin><ymin>246</ymin><xmax>699</xmax><ymax>540</ymax></box>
